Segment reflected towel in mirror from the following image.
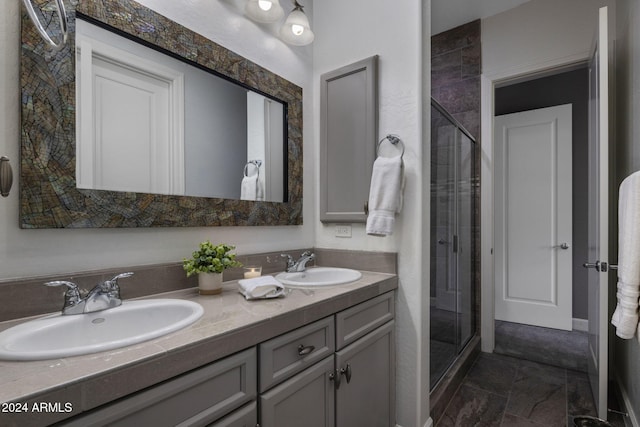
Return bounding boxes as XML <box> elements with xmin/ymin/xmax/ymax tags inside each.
<box><xmin>241</xmin><ymin>174</ymin><xmax>259</xmax><ymax>201</ymax></box>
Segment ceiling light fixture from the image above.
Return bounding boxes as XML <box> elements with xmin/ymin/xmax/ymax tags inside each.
<box><xmin>279</xmin><ymin>0</ymin><xmax>314</xmax><ymax>46</ymax></box>
<box><xmin>245</xmin><ymin>0</ymin><xmax>284</xmax><ymax>23</ymax></box>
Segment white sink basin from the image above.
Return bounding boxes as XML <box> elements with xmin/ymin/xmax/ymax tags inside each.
<box><xmin>0</xmin><ymin>299</ymin><xmax>203</xmax><ymax>361</ymax></box>
<box><xmin>276</xmin><ymin>267</ymin><xmax>362</xmax><ymax>288</ymax></box>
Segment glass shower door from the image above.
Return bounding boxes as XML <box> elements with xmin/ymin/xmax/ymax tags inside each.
<box><xmin>430</xmin><ymin>105</ymin><xmax>458</xmax><ymax>389</ymax></box>
<box><xmin>430</xmin><ymin>100</ymin><xmax>476</xmax><ymax>390</ymax></box>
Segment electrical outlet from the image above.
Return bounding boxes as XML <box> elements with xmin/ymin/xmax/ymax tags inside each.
<box><xmin>335</xmin><ymin>224</ymin><xmax>352</xmax><ymax>238</ymax></box>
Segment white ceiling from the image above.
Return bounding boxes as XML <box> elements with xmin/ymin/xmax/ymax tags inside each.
<box><xmin>431</xmin><ymin>0</ymin><xmax>532</xmax><ymax>35</ymax></box>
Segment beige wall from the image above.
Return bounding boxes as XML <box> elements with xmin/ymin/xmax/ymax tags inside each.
<box><xmin>0</xmin><ymin>0</ymin><xmax>314</xmax><ymax>280</ymax></box>
<box><xmin>614</xmin><ymin>0</ymin><xmax>640</xmax><ymax>423</ymax></box>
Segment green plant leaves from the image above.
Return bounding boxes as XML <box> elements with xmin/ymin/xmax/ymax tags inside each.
<box><xmin>183</xmin><ymin>241</ymin><xmax>242</xmax><ymax>276</ymax></box>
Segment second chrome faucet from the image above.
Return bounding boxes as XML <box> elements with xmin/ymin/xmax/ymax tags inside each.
<box><xmin>281</xmin><ymin>251</ymin><xmax>316</xmax><ymax>272</ymax></box>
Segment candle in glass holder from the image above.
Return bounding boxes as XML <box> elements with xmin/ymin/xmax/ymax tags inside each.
<box><xmin>243</xmin><ymin>265</ymin><xmax>262</xmax><ymax>279</ymax></box>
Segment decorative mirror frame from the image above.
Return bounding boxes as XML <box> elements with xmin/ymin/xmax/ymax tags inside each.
<box><xmin>20</xmin><ymin>0</ymin><xmax>303</xmax><ymax>228</ymax></box>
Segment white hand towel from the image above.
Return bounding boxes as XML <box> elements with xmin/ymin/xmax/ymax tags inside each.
<box><xmin>611</xmin><ymin>171</ymin><xmax>640</xmax><ymax>339</ymax></box>
<box><xmin>366</xmin><ymin>155</ymin><xmax>404</xmax><ymax>236</ymax></box>
<box><xmin>238</xmin><ymin>275</ymin><xmax>285</xmax><ymax>300</ymax></box>
<box><xmin>241</xmin><ymin>174</ymin><xmax>258</xmax><ymax>201</ymax></box>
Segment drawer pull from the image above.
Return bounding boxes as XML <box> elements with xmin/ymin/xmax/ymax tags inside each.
<box><xmin>297</xmin><ymin>344</ymin><xmax>315</xmax><ymax>356</ymax></box>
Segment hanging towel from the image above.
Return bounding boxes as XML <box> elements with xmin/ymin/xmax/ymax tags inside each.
<box><xmin>366</xmin><ymin>155</ymin><xmax>404</xmax><ymax>236</ymax></box>
<box><xmin>611</xmin><ymin>171</ymin><xmax>640</xmax><ymax>339</ymax></box>
<box><xmin>241</xmin><ymin>174</ymin><xmax>259</xmax><ymax>201</ymax></box>
<box><xmin>238</xmin><ymin>275</ymin><xmax>285</xmax><ymax>300</ymax></box>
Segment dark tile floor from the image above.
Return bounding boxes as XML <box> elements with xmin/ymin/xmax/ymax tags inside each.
<box><xmin>435</xmin><ymin>321</ymin><xmax>627</xmax><ymax>426</ymax></box>
<box><xmin>436</xmin><ymin>352</ymin><xmax>599</xmax><ymax>426</ymax></box>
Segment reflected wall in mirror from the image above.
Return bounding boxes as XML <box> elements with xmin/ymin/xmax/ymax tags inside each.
<box><xmin>20</xmin><ymin>0</ymin><xmax>302</xmax><ymax>228</ymax></box>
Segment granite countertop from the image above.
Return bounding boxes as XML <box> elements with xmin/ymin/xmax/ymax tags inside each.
<box><xmin>0</xmin><ymin>269</ymin><xmax>397</xmax><ymax>426</ymax></box>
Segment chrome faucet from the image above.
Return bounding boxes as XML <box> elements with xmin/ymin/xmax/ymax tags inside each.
<box><xmin>281</xmin><ymin>251</ymin><xmax>316</xmax><ymax>272</ymax></box>
<box><xmin>45</xmin><ymin>272</ymin><xmax>134</xmax><ymax>315</ymax></box>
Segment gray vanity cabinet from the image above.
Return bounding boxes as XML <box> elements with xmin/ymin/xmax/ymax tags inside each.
<box><xmin>259</xmin><ymin>292</ymin><xmax>395</xmax><ymax>427</ymax></box>
<box><xmin>61</xmin><ymin>348</ymin><xmax>257</xmax><ymax>427</ymax></box>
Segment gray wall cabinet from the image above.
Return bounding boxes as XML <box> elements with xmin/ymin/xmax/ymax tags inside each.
<box><xmin>320</xmin><ymin>56</ymin><xmax>379</xmax><ymax>223</ymax></box>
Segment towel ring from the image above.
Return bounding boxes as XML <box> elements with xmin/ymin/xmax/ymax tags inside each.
<box><xmin>376</xmin><ymin>134</ymin><xmax>405</xmax><ymax>158</ymax></box>
<box><xmin>21</xmin><ymin>0</ymin><xmax>69</xmax><ymax>51</ymax></box>
<box><xmin>243</xmin><ymin>160</ymin><xmax>262</xmax><ymax>177</ymax></box>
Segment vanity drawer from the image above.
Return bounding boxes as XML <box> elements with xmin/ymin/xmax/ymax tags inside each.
<box><xmin>336</xmin><ymin>291</ymin><xmax>394</xmax><ymax>350</ymax></box>
<box><xmin>259</xmin><ymin>316</ymin><xmax>335</xmax><ymax>392</ymax></box>
<box><xmin>63</xmin><ymin>348</ymin><xmax>256</xmax><ymax>427</ymax></box>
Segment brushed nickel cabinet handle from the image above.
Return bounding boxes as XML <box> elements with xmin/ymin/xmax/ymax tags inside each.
<box><xmin>297</xmin><ymin>344</ymin><xmax>315</xmax><ymax>356</ymax></box>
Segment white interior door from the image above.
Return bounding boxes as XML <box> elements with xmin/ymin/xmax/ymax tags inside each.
<box><xmin>585</xmin><ymin>6</ymin><xmax>611</xmax><ymax>419</ymax></box>
<box><xmin>494</xmin><ymin>104</ymin><xmax>573</xmax><ymax>331</ymax></box>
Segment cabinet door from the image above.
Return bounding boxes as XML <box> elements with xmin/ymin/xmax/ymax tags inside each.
<box><xmin>260</xmin><ymin>355</ymin><xmax>335</xmax><ymax>427</ymax></box>
<box><xmin>320</xmin><ymin>55</ymin><xmax>378</xmax><ymax>223</ymax></box>
<box><xmin>335</xmin><ymin>321</ymin><xmax>395</xmax><ymax>427</ymax></box>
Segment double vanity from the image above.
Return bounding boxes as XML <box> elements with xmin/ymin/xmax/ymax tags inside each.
<box><xmin>0</xmin><ymin>261</ymin><xmax>397</xmax><ymax>427</ymax></box>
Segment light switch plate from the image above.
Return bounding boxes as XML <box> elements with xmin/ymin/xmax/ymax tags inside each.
<box><xmin>335</xmin><ymin>224</ymin><xmax>352</xmax><ymax>238</ymax></box>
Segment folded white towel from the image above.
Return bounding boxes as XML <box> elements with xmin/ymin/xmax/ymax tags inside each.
<box><xmin>611</xmin><ymin>171</ymin><xmax>640</xmax><ymax>339</ymax></box>
<box><xmin>366</xmin><ymin>155</ymin><xmax>404</xmax><ymax>236</ymax></box>
<box><xmin>238</xmin><ymin>275</ymin><xmax>285</xmax><ymax>300</ymax></box>
<box><xmin>241</xmin><ymin>174</ymin><xmax>259</xmax><ymax>201</ymax></box>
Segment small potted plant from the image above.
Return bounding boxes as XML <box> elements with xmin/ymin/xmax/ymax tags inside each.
<box><xmin>183</xmin><ymin>241</ymin><xmax>242</xmax><ymax>295</ymax></box>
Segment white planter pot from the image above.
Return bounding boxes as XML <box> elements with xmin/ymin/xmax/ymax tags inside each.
<box><xmin>198</xmin><ymin>272</ymin><xmax>223</xmax><ymax>295</ymax></box>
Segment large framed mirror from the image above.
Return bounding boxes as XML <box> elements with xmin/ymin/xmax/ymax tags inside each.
<box><xmin>20</xmin><ymin>0</ymin><xmax>303</xmax><ymax>228</ymax></box>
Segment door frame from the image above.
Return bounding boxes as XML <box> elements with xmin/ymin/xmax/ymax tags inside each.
<box><xmin>480</xmin><ymin>60</ymin><xmax>590</xmax><ymax>353</ymax></box>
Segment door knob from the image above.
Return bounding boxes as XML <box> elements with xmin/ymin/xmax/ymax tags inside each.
<box><xmin>560</xmin><ymin>243</ymin><xmax>570</xmax><ymax>250</ymax></box>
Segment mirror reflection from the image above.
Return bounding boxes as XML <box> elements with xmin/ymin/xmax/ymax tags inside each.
<box><xmin>75</xmin><ymin>18</ymin><xmax>286</xmax><ymax>202</ymax></box>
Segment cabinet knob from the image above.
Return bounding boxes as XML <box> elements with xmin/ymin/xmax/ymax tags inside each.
<box><xmin>297</xmin><ymin>344</ymin><xmax>315</xmax><ymax>356</ymax></box>
<box><xmin>340</xmin><ymin>364</ymin><xmax>352</xmax><ymax>383</ymax></box>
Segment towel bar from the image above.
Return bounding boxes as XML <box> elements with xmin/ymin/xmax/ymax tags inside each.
<box><xmin>21</xmin><ymin>0</ymin><xmax>68</xmax><ymax>51</ymax></box>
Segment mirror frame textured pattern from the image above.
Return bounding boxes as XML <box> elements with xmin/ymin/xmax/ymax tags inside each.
<box><xmin>20</xmin><ymin>0</ymin><xmax>303</xmax><ymax>228</ymax></box>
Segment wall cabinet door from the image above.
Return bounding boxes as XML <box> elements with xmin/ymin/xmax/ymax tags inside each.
<box><xmin>320</xmin><ymin>55</ymin><xmax>378</xmax><ymax>223</ymax></box>
<box><xmin>335</xmin><ymin>321</ymin><xmax>395</xmax><ymax>427</ymax></box>
<box><xmin>260</xmin><ymin>355</ymin><xmax>335</xmax><ymax>427</ymax></box>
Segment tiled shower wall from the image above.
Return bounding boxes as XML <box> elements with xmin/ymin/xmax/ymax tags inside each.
<box><xmin>431</xmin><ymin>20</ymin><xmax>482</xmax><ymax>138</ymax></box>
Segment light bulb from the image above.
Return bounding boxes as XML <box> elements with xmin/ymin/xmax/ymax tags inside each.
<box><xmin>258</xmin><ymin>0</ymin><xmax>272</xmax><ymax>11</ymax></box>
<box><xmin>291</xmin><ymin>24</ymin><xmax>304</xmax><ymax>36</ymax></box>
<box><xmin>245</xmin><ymin>0</ymin><xmax>284</xmax><ymax>23</ymax></box>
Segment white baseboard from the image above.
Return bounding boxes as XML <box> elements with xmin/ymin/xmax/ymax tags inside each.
<box><xmin>572</xmin><ymin>318</ymin><xmax>588</xmax><ymax>332</ymax></box>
